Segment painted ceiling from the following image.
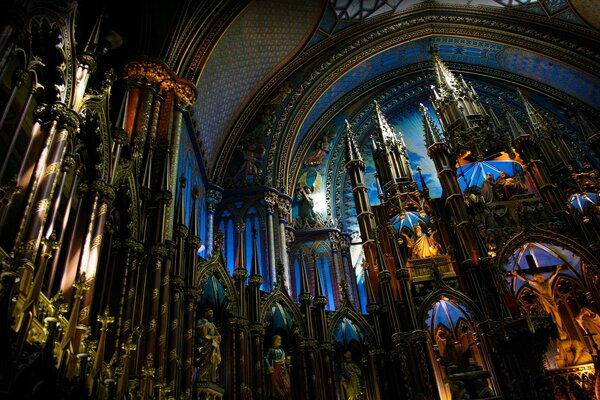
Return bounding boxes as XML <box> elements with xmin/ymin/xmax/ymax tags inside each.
<box><xmin>192</xmin><ymin>0</ymin><xmax>600</xmax><ymax>175</ymax></box>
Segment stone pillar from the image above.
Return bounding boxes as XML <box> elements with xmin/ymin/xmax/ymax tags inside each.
<box><xmin>276</xmin><ymin>196</ymin><xmax>291</xmax><ymax>291</ymax></box>
<box><xmin>264</xmin><ymin>192</ymin><xmax>278</xmax><ymax>289</ymax></box>
<box><xmin>206</xmin><ymin>189</ymin><xmax>222</xmax><ymax>256</ymax></box>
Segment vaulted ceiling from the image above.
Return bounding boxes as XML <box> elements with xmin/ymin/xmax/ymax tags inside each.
<box><xmin>92</xmin><ymin>0</ymin><xmax>600</xmax><ymax>231</ymax></box>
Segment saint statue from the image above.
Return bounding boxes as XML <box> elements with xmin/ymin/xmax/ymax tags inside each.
<box><xmin>233</xmin><ymin>143</ymin><xmax>266</xmax><ymax>185</ymax></box>
<box><xmin>510</xmin><ymin>265</ymin><xmax>568</xmax><ymax>340</ymax></box>
<box><xmin>340</xmin><ymin>350</ymin><xmax>363</xmax><ymax>400</ymax></box>
<box><xmin>576</xmin><ymin>307</ymin><xmax>600</xmax><ymax>348</ymax></box>
<box><xmin>265</xmin><ymin>335</ymin><xmax>291</xmax><ymax>399</ymax></box>
<box><xmin>401</xmin><ymin>224</ymin><xmax>440</xmax><ymax>259</ymax></box>
<box><xmin>194</xmin><ymin>308</ymin><xmax>222</xmax><ymax>383</ymax></box>
<box><xmin>481</xmin><ymin>172</ymin><xmax>495</xmax><ymax>204</ymax></box>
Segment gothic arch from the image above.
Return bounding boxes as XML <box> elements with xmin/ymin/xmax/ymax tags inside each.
<box><xmin>328</xmin><ymin>301</ymin><xmax>378</xmax><ymax>349</ymax></box>
<box><xmin>213</xmin><ymin>8</ymin><xmax>600</xmax><ymax>191</ymax></box>
<box><xmin>418</xmin><ymin>286</ymin><xmax>484</xmax><ymax>331</ymax></box>
<box><xmin>496</xmin><ymin>226</ymin><xmax>600</xmax><ymax>282</ymax></box>
<box><xmin>196</xmin><ymin>248</ymin><xmax>239</xmax><ymax>316</ymax></box>
<box><xmin>260</xmin><ymin>288</ymin><xmax>307</xmax><ymax>339</ymax></box>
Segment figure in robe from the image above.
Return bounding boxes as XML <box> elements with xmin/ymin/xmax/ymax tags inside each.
<box><xmin>340</xmin><ymin>350</ymin><xmax>363</xmax><ymax>400</ymax></box>
<box><xmin>304</xmin><ymin>135</ymin><xmax>332</xmax><ymax>166</ymax></box>
<box><xmin>194</xmin><ymin>308</ymin><xmax>222</xmax><ymax>383</ymax></box>
<box><xmin>481</xmin><ymin>172</ymin><xmax>495</xmax><ymax>203</ymax></box>
<box><xmin>233</xmin><ymin>143</ymin><xmax>266</xmax><ymax>185</ymax></box>
<box><xmin>495</xmin><ymin>170</ymin><xmax>526</xmax><ymax>200</ymax></box>
<box><xmin>555</xmin><ymin>339</ymin><xmax>592</xmax><ymax>367</ymax></box>
<box><xmin>576</xmin><ymin>307</ymin><xmax>600</xmax><ymax>348</ymax></box>
<box><xmin>402</xmin><ymin>224</ymin><xmax>440</xmax><ymax>259</ymax></box>
<box><xmin>510</xmin><ymin>265</ymin><xmax>568</xmax><ymax>340</ymax></box>
<box><xmin>265</xmin><ymin>335</ymin><xmax>291</xmax><ymax>399</ymax></box>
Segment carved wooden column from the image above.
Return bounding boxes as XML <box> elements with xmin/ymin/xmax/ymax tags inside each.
<box><xmin>206</xmin><ymin>189</ymin><xmax>222</xmax><ymax>256</ymax></box>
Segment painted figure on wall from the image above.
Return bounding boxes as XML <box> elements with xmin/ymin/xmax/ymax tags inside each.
<box><xmin>265</xmin><ymin>335</ymin><xmax>291</xmax><ymax>399</ymax></box>
<box><xmin>194</xmin><ymin>308</ymin><xmax>222</xmax><ymax>383</ymax></box>
<box><xmin>304</xmin><ymin>134</ymin><xmax>333</xmax><ymax>166</ymax></box>
<box><xmin>233</xmin><ymin>142</ymin><xmax>266</xmax><ymax>185</ymax></box>
<box><xmin>401</xmin><ymin>223</ymin><xmax>440</xmax><ymax>259</ymax></box>
<box><xmin>340</xmin><ymin>350</ymin><xmax>363</xmax><ymax>400</ymax></box>
<box><xmin>510</xmin><ymin>265</ymin><xmax>568</xmax><ymax>340</ymax></box>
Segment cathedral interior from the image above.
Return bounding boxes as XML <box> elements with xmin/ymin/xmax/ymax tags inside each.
<box><xmin>2</xmin><ymin>0</ymin><xmax>600</xmax><ymax>399</ymax></box>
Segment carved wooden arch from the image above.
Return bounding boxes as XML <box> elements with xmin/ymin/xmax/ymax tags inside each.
<box><xmin>328</xmin><ymin>302</ymin><xmax>379</xmax><ymax>349</ymax></box>
<box><xmin>196</xmin><ymin>251</ymin><xmax>239</xmax><ymax>316</ymax></box>
<box><xmin>417</xmin><ymin>285</ymin><xmax>484</xmax><ymax>333</ymax></box>
<box><xmin>260</xmin><ymin>288</ymin><xmax>307</xmax><ymax>339</ymax></box>
<box><xmin>79</xmin><ymin>94</ymin><xmax>112</xmax><ymax>181</ymax></box>
<box><xmin>496</xmin><ymin>226</ymin><xmax>600</xmax><ymax>290</ymax></box>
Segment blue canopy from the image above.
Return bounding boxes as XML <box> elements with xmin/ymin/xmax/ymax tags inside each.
<box><xmin>457</xmin><ymin>160</ymin><xmax>524</xmax><ymax>191</ymax></box>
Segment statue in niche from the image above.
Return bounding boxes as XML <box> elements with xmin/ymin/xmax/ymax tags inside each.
<box><xmin>339</xmin><ymin>350</ymin><xmax>363</xmax><ymax>400</ymax></box>
<box><xmin>267</xmin><ymin>81</ymin><xmax>292</xmax><ymax>106</ymax></box>
<box><xmin>194</xmin><ymin>308</ymin><xmax>222</xmax><ymax>383</ymax></box>
<box><xmin>248</xmin><ymin>105</ymin><xmax>275</xmax><ymax>140</ymax></box>
<box><xmin>401</xmin><ymin>223</ymin><xmax>440</xmax><ymax>259</ymax></box>
<box><xmin>265</xmin><ymin>335</ymin><xmax>291</xmax><ymax>399</ymax></box>
<box><xmin>576</xmin><ymin>307</ymin><xmax>600</xmax><ymax>348</ymax></box>
<box><xmin>296</xmin><ymin>170</ymin><xmax>324</xmax><ymax>227</ymax></box>
<box><xmin>510</xmin><ymin>265</ymin><xmax>568</xmax><ymax>340</ymax></box>
<box><xmin>304</xmin><ymin>133</ymin><xmax>333</xmax><ymax>166</ymax></box>
<box><xmin>481</xmin><ymin>172</ymin><xmax>495</xmax><ymax>204</ymax></box>
<box><xmin>232</xmin><ymin>142</ymin><xmax>266</xmax><ymax>185</ymax></box>
<box><xmin>493</xmin><ymin>170</ymin><xmax>527</xmax><ymax>201</ymax></box>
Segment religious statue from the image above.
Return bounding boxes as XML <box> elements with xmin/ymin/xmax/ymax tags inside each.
<box><xmin>340</xmin><ymin>350</ymin><xmax>363</xmax><ymax>400</ymax></box>
<box><xmin>510</xmin><ymin>265</ymin><xmax>568</xmax><ymax>340</ymax></box>
<box><xmin>232</xmin><ymin>143</ymin><xmax>266</xmax><ymax>185</ymax></box>
<box><xmin>401</xmin><ymin>223</ymin><xmax>440</xmax><ymax>259</ymax></box>
<box><xmin>493</xmin><ymin>170</ymin><xmax>527</xmax><ymax>200</ymax></box>
<box><xmin>555</xmin><ymin>339</ymin><xmax>592</xmax><ymax>368</ymax></box>
<box><xmin>576</xmin><ymin>307</ymin><xmax>600</xmax><ymax>348</ymax></box>
<box><xmin>304</xmin><ymin>134</ymin><xmax>333</xmax><ymax>166</ymax></box>
<box><xmin>481</xmin><ymin>172</ymin><xmax>495</xmax><ymax>204</ymax></box>
<box><xmin>194</xmin><ymin>308</ymin><xmax>222</xmax><ymax>383</ymax></box>
<box><xmin>265</xmin><ymin>335</ymin><xmax>291</xmax><ymax>400</ymax></box>
<box><xmin>297</xmin><ymin>185</ymin><xmax>321</xmax><ymax>226</ymax></box>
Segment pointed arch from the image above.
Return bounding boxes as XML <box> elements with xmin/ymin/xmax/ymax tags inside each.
<box><xmin>328</xmin><ymin>302</ymin><xmax>378</xmax><ymax>349</ymax></box>
<box><xmin>196</xmin><ymin>250</ymin><xmax>239</xmax><ymax>316</ymax></box>
<box><xmin>260</xmin><ymin>289</ymin><xmax>307</xmax><ymax>338</ymax></box>
<box><xmin>497</xmin><ymin>226</ymin><xmax>600</xmax><ymax>288</ymax></box>
<box><xmin>418</xmin><ymin>286</ymin><xmax>483</xmax><ymax>331</ymax></box>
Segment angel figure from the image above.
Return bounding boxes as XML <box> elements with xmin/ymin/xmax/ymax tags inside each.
<box><xmin>296</xmin><ymin>171</ymin><xmax>324</xmax><ymax>226</ymax></box>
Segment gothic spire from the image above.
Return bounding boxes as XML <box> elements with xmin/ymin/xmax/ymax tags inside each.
<box><xmin>234</xmin><ymin>223</ymin><xmax>246</xmax><ymax>271</ymax></box>
<box><xmin>299</xmin><ymin>253</ymin><xmax>311</xmax><ymax>299</ymax></box>
<box><xmin>500</xmin><ymin>98</ymin><xmax>528</xmax><ymax>141</ymax></box>
<box><xmin>517</xmin><ymin>90</ymin><xmax>549</xmax><ymax>138</ymax></box>
<box><xmin>374</xmin><ymin>100</ymin><xmax>397</xmax><ymax>143</ymax></box>
<box><xmin>250</xmin><ymin>228</ymin><xmax>260</xmax><ymax>277</ymax></box>
<box><xmin>363</xmin><ymin>262</ymin><xmax>377</xmax><ymax>306</ymax></box>
<box><xmin>431</xmin><ymin>46</ymin><xmax>457</xmax><ymax>96</ymax></box>
<box><xmin>188</xmin><ymin>187</ymin><xmax>200</xmax><ymax>240</ymax></box>
<box><xmin>420</xmin><ymin>103</ymin><xmax>443</xmax><ymax>147</ymax></box>
<box><xmin>313</xmin><ymin>252</ymin><xmax>325</xmax><ymax>299</ymax></box>
<box><xmin>573</xmin><ymin>108</ymin><xmax>600</xmax><ymax>141</ymax></box>
<box><xmin>175</xmin><ymin>176</ymin><xmax>187</xmax><ymax>228</ymax></box>
<box><xmin>83</xmin><ymin>10</ymin><xmax>105</xmax><ymax>54</ymax></box>
<box><xmin>344</xmin><ymin>120</ymin><xmax>364</xmax><ymax>167</ymax></box>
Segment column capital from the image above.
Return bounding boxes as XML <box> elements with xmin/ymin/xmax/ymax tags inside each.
<box><xmin>206</xmin><ymin>189</ymin><xmax>223</xmax><ymax>211</ymax></box>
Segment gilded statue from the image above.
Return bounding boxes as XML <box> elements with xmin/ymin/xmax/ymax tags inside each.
<box><xmin>194</xmin><ymin>308</ymin><xmax>222</xmax><ymax>383</ymax></box>
<box><xmin>265</xmin><ymin>335</ymin><xmax>291</xmax><ymax>399</ymax></box>
<box><xmin>401</xmin><ymin>223</ymin><xmax>440</xmax><ymax>259</ymax></box>
<box><xmin>340</xmin><ymin>350</ymin><xmax>363</xmax><ymax>400</ymax></box>
<box><xmin>510</xmin><ymin>265</ymin><xmax>568</xmax><ymax>340</ymax></box>
<box><xmin>576</xmin><ymin>307</ymin><xmax>600</xmax><ymax>348</ymax></box>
